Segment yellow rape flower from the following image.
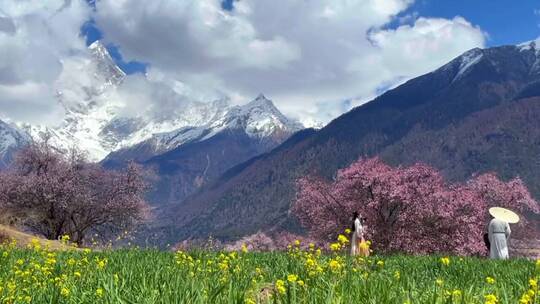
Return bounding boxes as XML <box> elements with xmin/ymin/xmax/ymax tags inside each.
<box><xmin>452</xmin><ymin>289</ymin><xmax>462</xmax><ymax>297</ymax></box>
<box><xmin>337</xmin><ymin>234</ymin><xmax>349</xmax><ymax>244</ymax></box>
<box><xmin>329</xmin><ymin>259</ymin><xmax>342</xmax><ymax>272</ymax></box>
<box><xmin>486</xmin><ymin>276</ymin><xmax>495</xmax><ymax>284</ymax></box>
<box><xmin>287</xmin><ymin>274</ymin><xmax>298</xmax><ymax>283</ymax></box>
<box><xmin>529</xmin><ymin>278</ymin><xmax>538</xmax><ymax>289</ymax></box>
<box><xmin>376</xmin><ymin>260</ymin><xmax>384</xmax><ymax>267</ymax></box>
<box><xmin>394</xmin><ymin>271</ymin><xmax>400</xmax><ymax>280</ymax></box>
<box><xmin>294</xmin><ymin>239</ymin><xmax>301</xmax><ymax>246</ymax></box>
<box><xmin>436</xmin><ymin>278</ymin><xmax>444</xmax><ymax>286</ymax></box>
<box><xmin>344</xmin><ymin>228</ymin><xmax>351</xmax><ymax>234</ymax></box>
<box><xmin>96</xmin><ymin>288</ymin><xmax>104</xmax><ymax>298</ymax></box>
<box><xmin>440</xmin><ymin>257</ymin><xmax>450</xmax><ymax>266</ymax></box>
<box><xmin>241</xmin><ymin>243</ymin><xmax>248</xmax><ymax>253</ymax></box>
<box><xmin>275</xmin><ymin>279</ymin><xmax>286</xmax><ymax>295</ymax></box>
<box><xmin>60</xmin><ymin>287</ymin><xmax>70</xmax><ymax>297</ymax></box>
<box><xmin>330</xmin><ymin>243</ymin><xmax>341</xmax><ymax>251</ymax></box>
<box><xmin>484</xmin><ymin>294</ymin><xmax>498</xmax><ymax>304</ymax></box>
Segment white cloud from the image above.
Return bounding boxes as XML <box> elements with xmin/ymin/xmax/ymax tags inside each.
<box><xmin>0</xmin><ymin>0</ymin><xmax>486</xmax><ymax>128</ymax></box>
<box><xmin>93</xmin><ymin>0</ymin><xmax>486</xmax><ymax>126</ymax></box>
<box><xmin>0</xmin><ymin>0</ymin><xmax>91</xmax><ymax>125</ymax></box>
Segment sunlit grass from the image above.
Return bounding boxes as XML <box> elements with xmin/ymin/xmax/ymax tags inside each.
<box><xmin>0</xmin><ymin>238</ymin><xmax>538</xmax><ymax>303</ymax></box>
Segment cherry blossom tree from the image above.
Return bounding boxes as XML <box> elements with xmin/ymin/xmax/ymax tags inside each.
<box><xmin>0</xmin><ymin>141</ymin><xmax>149</xmax><ymax>245</ymax></box>
<box><xmin>292</xmin><ymin>157</ymin><xmax>540</xmax><ymax>255</ymax></box>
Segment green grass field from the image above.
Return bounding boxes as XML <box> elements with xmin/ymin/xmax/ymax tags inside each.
<box><xmin>0</xmin><ymin>239</ymin><xmax>538</xmax><ymax>304</ymax></box>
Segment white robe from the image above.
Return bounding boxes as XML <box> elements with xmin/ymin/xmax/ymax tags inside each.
<box><xmin>488</xmin><ymin>218</ymin><xmax>511</xmax><ymax>259</ymax></box>
<box><xmin>350</xmin><ymin>218</ymin><xmax>364</xmax><ymax>255</ymax></box>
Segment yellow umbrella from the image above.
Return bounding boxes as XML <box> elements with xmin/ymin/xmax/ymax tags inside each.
<box><xmin>489</xmin><ymin>207</ymin><xmax>520</xmax><ymax>224</ymax></box>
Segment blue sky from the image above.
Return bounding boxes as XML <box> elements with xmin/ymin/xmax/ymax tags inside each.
<box><xmin>82</xmin><ymin>0</ymin><xmax>540</xmax><ymax>75</ymax></box>
<box><xmin>408</xmin><ymin>0</ymin><xmax>540</xmax><ymax>47</ymax></box>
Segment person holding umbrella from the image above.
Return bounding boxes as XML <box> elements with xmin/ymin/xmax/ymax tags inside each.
<box><xmin>487</xmin><ymin>207</ymin><xmax>520</xmax><ymax>259</ymax></box>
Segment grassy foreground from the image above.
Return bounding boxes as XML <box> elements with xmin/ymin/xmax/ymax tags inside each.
<box><xmin>0</xmin><ymin>239</ymin><xmax>538</xmax><ymax>304</ymax></box>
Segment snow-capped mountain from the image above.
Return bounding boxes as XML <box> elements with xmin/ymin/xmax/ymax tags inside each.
<box><xmin>16</xmin><ymin>41</ymin><xmax>302</xmax><ymax>162</ymax></box>
<box><xmin>133</xmin><ymin>94</ymin><xmax>303</xmax><ymax>156</ymax></box>
<box><xmin>101</xmin><ymin>94</ymin><xmax>303</xmax><ymax>207</ymax></box>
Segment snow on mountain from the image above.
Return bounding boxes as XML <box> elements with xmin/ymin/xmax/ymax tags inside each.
<box><xmin>17</xmin><ymin>41</ymin><xmax>302</xmax><ymax>162</ymax></box>
<box><xmin>453</xmin><ymin>48</ymin><xmax>483</xmax><ymax>82</ymax></box>
<box><xmin>136</xmin><ymin>94</ymin><xmax>304</xmax><ymax>156</ymax></box>
<box><xmin>0</xmin><ymin>120</ymin><xmax>30</xmax><ymax>168</ymax></box>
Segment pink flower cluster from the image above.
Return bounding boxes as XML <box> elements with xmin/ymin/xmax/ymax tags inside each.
<box><xmin>292</xmin><ymin>157</ymin><xmax>540</xmax><ymax>255</ymax></box>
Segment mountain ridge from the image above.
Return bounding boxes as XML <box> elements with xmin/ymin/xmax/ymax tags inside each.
<box><xmin>158</xmin><ymin>42</ymin><xmax>540</xmax><ymax>244</ymax></box>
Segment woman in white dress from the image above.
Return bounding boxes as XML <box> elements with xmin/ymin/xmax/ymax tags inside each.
<box><xmin>350</xmin><ymin>212</ymin><xmax>364</xmax><ymax>256</ymax></box>
<box><xmin>488</xmin><ymin>217</ymin><xmax>511</xmax><ymax>259</ymax></box>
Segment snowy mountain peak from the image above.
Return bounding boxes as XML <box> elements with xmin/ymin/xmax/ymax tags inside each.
<box><xmin>232</xmin><ymin>95</ymin><xmax>303</xmax><ymax>138</ymax></box>
<box><xmin>88</xmin><ymin>40</ymin><xmax>126</xmax><ymax>86</ymax></box>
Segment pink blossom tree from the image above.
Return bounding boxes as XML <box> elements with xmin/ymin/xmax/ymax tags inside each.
<box><xmin>292</xmin><ymin>157</ymin><xmax>540</xmax><ymax>255</ymax></box>
<box><xmin>0</xmin><ymin>141</ymin><xmax>150</xmax><ymax>245</ymax></box>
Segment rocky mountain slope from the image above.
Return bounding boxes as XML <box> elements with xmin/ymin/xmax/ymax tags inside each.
<box><xmin>159</xmin><ymin>41</ymin><xmax>540</xmax><ymax>244</ymax></box>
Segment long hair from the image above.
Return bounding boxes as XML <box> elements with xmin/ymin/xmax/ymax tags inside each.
<box><xmin>351</xmin><ymin>211</ymin><xmax>359</xmax><ymax>232</ymax></box>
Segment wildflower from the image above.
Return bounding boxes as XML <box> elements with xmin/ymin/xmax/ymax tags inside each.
<box><xmin>436</xmin><ymin>278</ymin><xmax>444</xmax><ymax>286</ymax></box>
<box><xmin>329</xmin><ymin>259</ymin><xmax>342</xmax><ymax>272</ymax></box>
<box><xmin>294</xmin><ymin>240</ymin><xmax>301</xmax><ymax>246</ymax></box>
<box><xmin>74</xmin><ymin>272</ymin><xmax>81</xmax><ymax>278</ymax></box>
<box><xmin>60</xmin><ymin>287</ymin><xmax>70</xmax><ymax>297</ymax></box>
<box><xmin>345</xmin><ymin>228</ymin><xmax>351</xmax><ymax>234</ymax></box>
<box><xmin>452</xmin><ymin>289</ymin><xmax>462</xmax><ymax>297</ymax></box>
<box><xmin>60</xmin><ymin>235</ymin><xmax>70</xmax><ymax>243</ymax></box>
<box><xmin>520</xmin><ymin>294</ymin><xmax>531</xmax><ymax>304</ymax></box>
<box><xmin>359</xmin><ymin>241</ymin><xmax>370</xmax><ymax>252</ymax></box>
<box><xmin>529</xmin><ymin>278</ymin><xmax>538</xmax><ymax>289</ymax></box>
<box><xmin>275</xmin><ymin>279</ymin><xmax>286</xmax><ymax>295</ymax></box>
<box><xmin>96</xmin><ymin>258</ymin><xmax>107</xmax><ymax>269</ymax></box>
<box><xmin>309</xmin><ymin>243</ymin><xmax>315</xmax><ymax>250</ymax></box>
<box><xmin>394</xmin><ymin>271</ymin><xmax>400</xmax><ymax>280</ymax></box>
<box><xmin>241</xmin><ymin>243</ymin><xmax>248</xmax><ymax>253</ymax></box>
<box><xmin>297</xmin><ymin>280</ymin><xmax>305</xmax><ymax>287</ymax></box>
<box><xmin>287</xmin><ymin>274</ymin><xmax>298</xmax><ymax>283</ymax></box>
<box><xmin>440</xmin><ymin>257</ymin><xmax>450</xmax><ymax>266</ymax></box>
<box><xmin>484</xmin><ymin>294</ymin><xmax>498</xmax><ymax>304</ymax></box>
<box><xmin>96</xmin><ymin>288</ymin><xmax>104</xmax><ymax>298</ymax></box>
<box><xmin>337</xmin><ymin>234</ymin><xmax>349</xmax><ymax>244</ymax></box>
<box><xmin>330</xmin><ymin>243</ymin><xmax>341</xmax><ymax>251</ymax></box>
<box><xmin>376</xmin><ymin>260</ymin><xmax>384</xmax><ymax>267</ymax></box>
<box><xmin>486</xmin><ymin>276</ymin><xmax>495</xmax><ymax>284</ymax></box>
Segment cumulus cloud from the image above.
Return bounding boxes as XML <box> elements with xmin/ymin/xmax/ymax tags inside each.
<box><xmin>0</xmin><ymin>0</ymin><xmax>91</xmax><ymax>125</ymax></box>
<box><xmin>93</xmin><ymin>0</ymin><xmax>486</xmax><ymax>126</ymax></box>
